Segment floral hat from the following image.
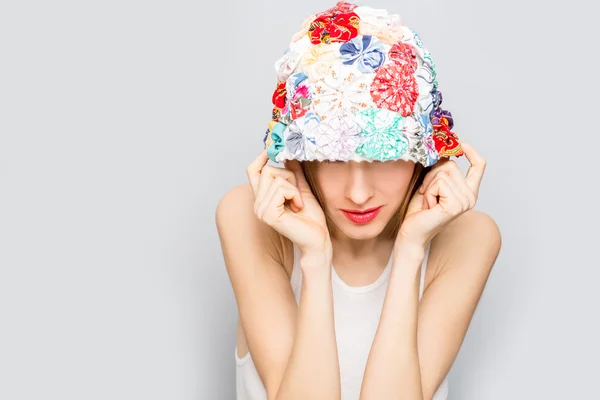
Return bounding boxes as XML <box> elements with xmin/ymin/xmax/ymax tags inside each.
<box><xmin>263</xmin><ymin>1</ymin><xmax>464</xmax><ymax>167</ymax></box>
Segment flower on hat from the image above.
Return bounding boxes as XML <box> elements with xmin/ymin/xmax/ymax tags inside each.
<box><xmin>388</xmin><ymin>42</ymin><xmax>417</xmax><ymax>73</ymax></box>
<box><xmin>424</xmin><ymin>132</ymin><xmax>439</xmax><ymax>166</ymax></box>
<box><xmin>431</xmin><ymin>107</ymin><xmax>454</xmax><ymax>130</ymax></box>
<box><xmin>293</xmin><ymin>2</ymin><xmax>358</xmax><ymax>44</ymax></box>
<box><xmin>430</xmin><ymin>89</ymin><xmax>443</xmax><ymax>112</ymax></box>
<box><xmin>403</xmin><ymin>113</ymin><xmax>439</xmax><ymax>167</ymax></box>
<box><xmin>339</xmin><ymin>35</ymin><xmax>386</xmax><ymax>73</ymax></box>
<box><xmin>281</xmin><ymin>72</ymin><xmax>312</xmax><ymax>122</ymax></box>
<box><xmin>415</xmin><ymin>62</ymin><xmax>436</xmax><ymax>114</ymax></box>
<box><xmin>375</xmin><ymin>14</ymin><xmax>404</xmax><ymax>45</ymax></box>
<box><xmin>264</xmin><ymin>120</ymin><xmax>277</xmax><ymax>150</ymax></box>
<box><xmin>272</xmin><ymin>81</ymin><xmax>287</xmax><ymax>109</ymax></box>
<box><xmin>353</xmin><ymin>6</ymin><xmax>402</xmax><ymax>40</ymax></box>
<box><xmin>308</xmin><ymin>13</ymin><xmax>360</xmax><ymax>45</ymax></box>
<box><xmin>400</xmin><ymin>27</ymin><xmax>437</xmax><ymax>86</ymax></box>
<box><xmin>355</xmin><ymin>108</ymin><xmax>409</xmax><ymax>161</ymax></box>
<box><xmin>370</xmin><ymin>61</ymin><xmax>418</xmax><ymax>116</ymax></box>
<box><xmin>417</xmin><ymin>113</ymin><xmax>439</xmax><ymax>166</ymax></box>
<box><xmin>304</xmin><ymin>114</ymin><xmax>362</xmax><ymax>160</ymax></box>
<box><xmin>432</xmin><ymin>114</ymin><xmax>463</xmax><ymax>158</ymax></box>
<box><xmin>271</xmin><ymin>81</ymin><xmax>287</xmax><ymax>121</ymax></box>
<box><xmin>283</xmin><ymin>111</ymin><xmax>321</xmax><ymax>160</ymax></box>
<box><xmin>312</xmin><ymin>65</ymin><xmax>375</xmax><ymax>120</ymax></box>
<box><xmin>300</xmin><ymin>43</ymin><xmax>341</xmax><ymax>82</ymax></box>
<box><xmin>308</xmin><ymin>3</ymin><xmax>360</xmax><ymax>45</ymax></box>
<box><xmin>266</xmin><ymin>121</ymin><xmax>287</xmax><ymax>162</ymax></box>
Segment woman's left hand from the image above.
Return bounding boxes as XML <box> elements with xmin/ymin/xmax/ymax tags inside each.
<box><xmin>396</xmin><ymin>142</ymin><xmax>486</xmax><ymax>252</ymax></box>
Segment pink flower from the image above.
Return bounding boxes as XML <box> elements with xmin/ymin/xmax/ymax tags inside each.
<box><xmin>370</xmin><ymin>62</ymin><xmax>418</xmax><ymax>116</ymax></box>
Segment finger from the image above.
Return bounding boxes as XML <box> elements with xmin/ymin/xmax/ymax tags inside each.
<box><xmin>285</xmin><ymin>159</ymin><xmax>311</xmax><ymax>193</ymax></box>
<box><xmin>429</xmin><ymin>172</ymin><xmax>470</xmax><ymax>211</ymax></box>
<box><xmin>419</xmin><ymin>159</ymin><xmax>458</xmax><ymax>194</ymax></box>
<box><xmin>260</xmin><ymin>182</ymin><xmax>304</xmax><ymax>227</ymax></box>
<box><xmin>426</xmin><ymin>165</ymin><xmax>473</xmax><ymax>210</ymax></box>
<box><xmin>256</xmin><ymin>176</ymin><xmax>303</xmax><ymax>218</ymax></box>
<box><xmin>274</xmin><ymin>176</ymin><xmax>304</xmax><ymax>212</ymax></box>
<box><xmin>424</xmin><ymin>171</ymin><xmax>453</xmax><ymax>210</ymax></box>
<box><xmin>461</xmin><ymin>142</ymin><xmax>486</xmax><ymax>195</ymax></box>
<box><xmin>256</xmin><ymin>165</ymin><xmax>299</xmax><ymax>208</ymax></box>
<box><xmin>419</xmin><ymin>163</ymin><xmax>447</xmax><ymax>195</ymax></box>
<box><xmin>446</xmin><ymin>171</ymin><xmax>477</xmax><ymax>209</ymax></box>
<box><xmin>246</xmin><ymin>150</ymin><xmax>270</xmax><ymax>196</ymax></box>
<box><xmin>426</xmin><ymin>175</ymin><xmax>463</xmax><ymax>215</ymax></box>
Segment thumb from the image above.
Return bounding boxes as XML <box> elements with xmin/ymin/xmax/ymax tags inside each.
<box><xmin>285</xmin><ymin>159</ymin><xmax>311</xmax><ymax>193</ymax></box>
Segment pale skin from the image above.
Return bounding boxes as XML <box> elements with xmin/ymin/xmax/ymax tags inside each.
<box><xmin>216</xmin><ymin>142</ymin><xmax>501</xmax><ymax>399</ymax></box>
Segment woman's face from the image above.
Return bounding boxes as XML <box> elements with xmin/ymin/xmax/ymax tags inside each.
<box><xmin>313</xmin><ymin>160</ymin><xmax>416</xmax><ymax>240</ymax></box>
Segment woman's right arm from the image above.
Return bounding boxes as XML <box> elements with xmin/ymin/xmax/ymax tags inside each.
<box><xmin>216</xmin><ymin>182</ymin><xmax>341</xmax><ymax>400</ymax></box>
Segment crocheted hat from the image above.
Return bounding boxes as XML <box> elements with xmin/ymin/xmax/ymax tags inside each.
<box><xmin>263</xmin><ymin>1</ymin><xmax>464</xmax><ymax>167</ymax></box>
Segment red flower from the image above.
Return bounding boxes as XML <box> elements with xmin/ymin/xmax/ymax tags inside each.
<box><xmin>272</xmin><ymin>81</ymin><xmax>287</xmax><ymax>109</ymax></box>
<box><xmin>308</xmin><ymin>12</ymin><xmax>360</xmax><ymax>44</ymax></box>
<box><xmin>370</xmin><ymin>62</ymin><xmax>418</xmax><ymax>116</ymax></box>
<box><xmin>271</xmin><ymin>81</ymin><xmax>287</xmax><ymax>121</ymax></box>
<box><xmin>388</xmin><ymin>42</ymin><xmax>417</xmax><ymax>74</ymax></box>
<box><xmin>432</xmin><ymin>116</ymin><xmax>464</xmax><ymax>158</ymax></box>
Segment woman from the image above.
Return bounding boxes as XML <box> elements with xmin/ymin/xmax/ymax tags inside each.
<box><xmin>217</xmin><ymin>2</ymin><xmax>501</xmax><ymax>399</ymax></box>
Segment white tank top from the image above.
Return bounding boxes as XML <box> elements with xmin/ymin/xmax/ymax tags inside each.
<box><xmin>235</xmin><ymin>242</ymin><xmax>449</xmax><ymax>400</ymax></box>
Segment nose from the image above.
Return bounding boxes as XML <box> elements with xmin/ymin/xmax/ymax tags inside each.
<box><xmin>345</xmin><ymin>162</ymin><xmax>374</xmax><ymax>206</ymax></box>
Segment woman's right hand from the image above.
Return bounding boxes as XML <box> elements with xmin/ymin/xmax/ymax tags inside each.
<box><xmin>246</xmin><ymin>150</ymin><xmax>332</xmax><ymax>259</ymax></box>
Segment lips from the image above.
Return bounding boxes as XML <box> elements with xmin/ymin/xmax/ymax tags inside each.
<box><xmin>341</xmin><ymin>206</ymin><xmax>383</xmax><ymax>225</ymax></box>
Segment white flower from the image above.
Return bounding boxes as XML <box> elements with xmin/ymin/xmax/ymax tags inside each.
<box><xmin>299</xmin><ymin>43</ymin><xmax>342</xmax><ymax>82</ymax></box>
<box><xmin>304</xmin><ymin>115</ymin><xmax>362</xmax><ymax>160</ymax></box>
<box><xmin>354</xmin><ymin>6</ymin><xmax>405</xmax><ymax>40</ymax></box>
<box><xmin>310</xmin><ymin>64</ymin><xmax>375</xmax><ymax>120</ymax></box>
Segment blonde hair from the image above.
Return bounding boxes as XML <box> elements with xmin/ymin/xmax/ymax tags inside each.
<box><xmin>301</xmin><ymin>161</ymin><xmax>430</xmax><ymax>240</ymax></box>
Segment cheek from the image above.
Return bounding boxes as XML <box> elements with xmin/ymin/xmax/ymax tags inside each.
<box><xmin>314</xmin><ymin>165</ymin><xmax>347</xmax><ymax>205</ymax></box>
<box><xmin>316</xmin><ymin>174</ymin><xmax>340</xmax><ymax>195</ymax></box>
<box><xmin>372</xmin><ymin>163</ymin><xmax>415</xmax><ymax>195</ymax></box>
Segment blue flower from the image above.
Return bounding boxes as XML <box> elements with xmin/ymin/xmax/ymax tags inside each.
<box><xmin>339</xmin><ymin>35</ymin><xmax>386</xmax><ymax>73</ymax></box>
<box><xmin>267</xmin><ymin>122</ymin><xmax>287</xmax><ymax>162</ymax></box>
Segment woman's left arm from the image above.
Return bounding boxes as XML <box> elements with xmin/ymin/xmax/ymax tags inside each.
<box><xmin>360</xmin><ymin>142</ymin><xmax>502</xmax><ymax>400</ymax></box>
<box><xmin>360</xmin><ymin>211</ymin><xmax>501</xmax><ymax>399</ymax></box>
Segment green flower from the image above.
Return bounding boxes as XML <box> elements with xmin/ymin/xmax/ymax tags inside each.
<box><xmin>355</xmin><ymin>108</ymin><xmax>408</xmax><ymax>161</ymax></box>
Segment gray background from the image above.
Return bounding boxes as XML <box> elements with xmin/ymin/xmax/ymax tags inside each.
<box><xmin>1</xmin><ymin>0</ymin><xmax>598</xmax><ymax>399</ymax></box>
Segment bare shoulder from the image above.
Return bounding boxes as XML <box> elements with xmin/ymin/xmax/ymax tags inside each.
<box><xmin>215</xmin><ymin>183</ymin><xmax>295</xmax><ymax>278</ymax></box>
<box><xmin>427</xmin><ymin>209</ymin><xmax>502</xmax><ymax>281</ymax></box>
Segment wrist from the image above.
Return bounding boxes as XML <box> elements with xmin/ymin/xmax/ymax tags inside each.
<box><xmin>298</xmin><ymin>238</ymin><xmax>333</xmax><ymax>260</ymax></box>
<box><xmin>393</xmin><ymin>236</ymin><xmax>426</xmax><ymax>265</ymax></box>
<box><xmin>299</xmin><ymin>242</ymin><xmax>333</xmax><ymax>273</ymax></box>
